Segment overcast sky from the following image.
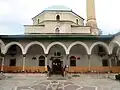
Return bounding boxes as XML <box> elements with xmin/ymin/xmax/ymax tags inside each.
<box><xmin>0</xmin><ymin>0</ymin><xmax>120</xmax><ymax>35</ymax></box>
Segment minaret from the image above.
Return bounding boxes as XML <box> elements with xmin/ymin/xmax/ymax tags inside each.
<box><xmin>86</xmin><ymin>0</ymin><xmax>99</xmax><ymax>35</ymax></box>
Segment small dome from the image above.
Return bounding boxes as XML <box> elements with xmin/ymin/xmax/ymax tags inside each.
<box><xmin>45</xmin><ymin>5</ymin><xmax>71</xmax><ymax>11</ymax></box>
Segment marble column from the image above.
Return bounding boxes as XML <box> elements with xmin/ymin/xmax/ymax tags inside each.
<box><xmin>22</xmin><ymin>54</ymin><xmax>26</xmax><ymax>72</ymax></box>
<box><xmin>45</xmin><ymin>54</ymin><xmax>48</xmax><ymax>72</ymax></box>
<box><xmin>66</xmin><ymin>54</ymin><xmax>69</xmax><ymax>72</ymax></box>
<box><xmin>65</xmin><ymin>54</ymin><xmax>69</xmax><ymax>66</ymax></box>
<box><xmin>108</xmin><ymin>54</ymin><xmax>112</xmax><ymax>68</ymax></box>
<box><xmin>88</xmin><ymin>54</ymin><xmax>91</xmax><ymax>71</ymax></box>
<box><xmin>1</xmin><ymin>54</ymin><xmax>5</xmax><ymax>72</ymax></box>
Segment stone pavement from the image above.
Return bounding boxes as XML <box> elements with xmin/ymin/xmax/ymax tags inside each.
<box><xmin>15</xmin><ymin>80</ymin><xmax>97</xmax><ymax>90</ymax></box>
<box><xmin>0</xmin><ymin>74</ymin><xmax>120</xmax><ymax>90</ymax></box>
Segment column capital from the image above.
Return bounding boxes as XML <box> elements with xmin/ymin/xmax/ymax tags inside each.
<box><xmin>66</xmin><ymin>54</ymin><xmax>69</xmax><ymax>56</ymax></box>
<box><xmin>22</xmin><ymin>54</ymin><xmax>26</xmax><ymax>57</ymax></box>
<box><xmin>66</xmin><ymin>54</ymin><xmax>69</xmax><ymax>59</ymax></box>
<box><xmin>0</xmin><ymin>53</ymin><xmax>5</xmax><ymax>57</ymax></box>
<box><xmin>88</xmin><ymin>54</ymin><xmax>91</xmax><ymax>56</ymax></box>
<box><xmin>108</xmin><ymin>54</ymin><xmax>112</xmax><ymax>58</ymax></box>
<box><xmin>45</xmin><ymin>54</ymin><xmax>48</xmax><ymax>57</ymax></box>
<box><xmin>88</xmin><ymin>54</ymin><xmax>91</xmax><ymax>58</ymax></box>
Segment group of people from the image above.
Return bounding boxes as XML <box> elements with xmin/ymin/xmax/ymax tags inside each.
<box><xmin>47</xmin><ymin>65</ymin><xmax>68</xmax><ymax>77</ymax></box>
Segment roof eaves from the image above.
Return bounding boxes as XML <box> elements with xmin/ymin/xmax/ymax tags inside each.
<box><xmin>24</xmin><ymin>25</ymin><xmax>45</xmax><ymax>27</ymax></box>
<box><xmin>113</xmin><ymin>31</ymin><xmax>120</xmax><ymax>37</ymax></box>
<box><xmin>71</xmin><ymin>11</ymin><xmax>84</xmax><ymax>20</ymax></box>
<box><xmin>32</xmin><ymin>10</ymin><xmax>72</xmax><ymax>19</ymax></box>
<box><xmin>38</xmin><ymin>20</ymin><xmax>79</xmax><ymax>25</ymax></box>
<box><xmin>32</xmin><ymin>10</ymin><xmax>45</xmax><ymax>20</ymax></box>
<box><xmin>71</xmin><ymin>25</ymin><xmax>90</xmax><ymax>27</ymax></box>
<box><xmin>32</xmin><ymin>10</ymin><xmax>84</xmax><ymax>21</ymax></box>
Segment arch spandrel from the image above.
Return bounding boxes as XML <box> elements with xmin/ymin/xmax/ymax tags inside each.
<box><xmin>90</xmin><ymin>42</ymin><xmax>110</xmax><ymax>55</ymax></box>
<box><xmin>109</xmin><ymin>40</ymin><xmax>120</xmax><ymax>54</ymax></box>
<box><xmin>67</xmin><ymin>41</ymin><xmax>90</xmax><ymax>55</ymax></box>
<box><xmin>4</xmin><ymin>42</ymin><xmax>25</xmax><ymax>54</ymax></box>
<box><xmin>24</xmin><ymin>41</ymin><xmax>46</xmax><ymax>54</ymax></box>
<box><xmin>46</xmin><ymin>42</ymin><xmax>68</xmax><ymax>54</ymax></box>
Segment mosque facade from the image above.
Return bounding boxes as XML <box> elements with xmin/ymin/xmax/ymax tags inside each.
<box><xmin>0</xmin><ymin>0</ymin><xmax>120</xmax><ymax>74</ymax></box>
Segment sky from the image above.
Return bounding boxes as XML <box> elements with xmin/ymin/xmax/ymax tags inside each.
<box><xmin>0</xmin><ymin>0</ymin><xmax>120</xmax><ymax>35</ymax></box>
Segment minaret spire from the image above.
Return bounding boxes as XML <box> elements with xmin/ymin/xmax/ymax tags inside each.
<box><xmin>86</xmin><ymin>0</ymin><xmax>99</xmax><ymax>35</ymax></box>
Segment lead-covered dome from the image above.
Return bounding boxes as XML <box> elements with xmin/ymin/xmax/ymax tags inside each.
<box><xmin>45</xmin><ymin>5</ymin><xmax>72</xmax><ymax>11</ymax></box>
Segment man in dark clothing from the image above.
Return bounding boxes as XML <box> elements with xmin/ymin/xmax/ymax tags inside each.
<box><xmin>47</xmin><ymin>65</ymin><xmax>51</xmax><ymax>76</ymax></box>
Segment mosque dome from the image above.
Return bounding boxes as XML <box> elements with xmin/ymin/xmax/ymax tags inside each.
<box><xmin>45</xmin><ymin>5</ymin><xmax>72</xmax><ymax>11</ymax></box>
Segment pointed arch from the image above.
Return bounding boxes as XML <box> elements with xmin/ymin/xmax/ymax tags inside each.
<box><xmin>25</xmin><ymin>41</ymin><xmax>46</xmax><ymax>54</ymax></box>
<box><xmin>46</xmin><ymin>42</ymin><xmax>68</xmax><ymax>54</ymax></box>
<box><xmin>109</xmin><ymin>40</ymin><xmax>120</xmax><ymax>54</ymax></box>
<box><xmin>67</xmin><ymin>41</ymin><xmax>90</xmax><ymax>54</ymax></box>
<box><xmin>90</xmin><ymin>41</ymin><xmax>110</xmax><ymax>55</ymax></box>
<box><xmin>4</xmin><ymin>42</ymin><xmax>25</xmax><ymax>54</ymax></box>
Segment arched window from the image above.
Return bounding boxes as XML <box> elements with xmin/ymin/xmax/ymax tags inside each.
<box><xmin>55</xmin><ymin>27</ymin><xmax>60</xmax><ymax>33</ymax></box>
<box><xmin>102</xmin><ymin>59</ymin><xmax>108</xmax><ymax>66</ymax></box>
<box><xmin>76</xmin><ymin>19</ymin><xmax>78</xmax><ymax>24</ymax></box>
<box><xmin>56</xmin><ymin>15</ymin><xmax>60</xmax><ymax>21</ymax></box>
<box><xmin>8</xmin><ymin>45</ymin><xmax>17</xmax><ymax>56</ymax></box>
<box><xmin>70</xmin><ymin>56</ymin><xmax>76</xmax><ymax>66</ymax></box>
<box><xmin>9</xmin><ymin>59</ymin><xmax>16</xmax><ymax>66</ymax></box>
<box><xmin>39</xmin><ymin>55</ymin><xmax>45</xmax><ymax>66</ymax></box>
<box><xmin>98</xmin><ymin>46</ymin><xmax>106</xmax><ymax>57</ymax></box>
<box><xmin>54</xmin><ymin>52</ymin><xmax>61</xmax><ymax>56</ymax></box>
<box><xmin>37</xmin><ymin>19</ymin><xmax>39</xmax><ymax>24</ymax></box>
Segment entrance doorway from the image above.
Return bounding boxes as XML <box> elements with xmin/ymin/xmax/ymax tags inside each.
<box><xmin>52</xmin><ymin>58</ymin><xmax>63</xmax><ymax>74</ymax></box>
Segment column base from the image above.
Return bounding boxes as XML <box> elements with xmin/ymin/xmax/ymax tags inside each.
<box><xmin>22</xmin><ymin>71</ymin><xmax>25</xmax><ymax>73</ymax></box>
<box><xmin>0</xmin><ymin>71</ymin><xmax>4</xmax><ymax>73</ymax></box>
<box><xmin>45</xmin><ymin>66</ymin><xmax>47</xmax><ymax>72</ymax></box>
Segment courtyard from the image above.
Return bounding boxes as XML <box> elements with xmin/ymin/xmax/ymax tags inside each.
<box><xmin>0</xmin><ymin>73</ymin><xmax>120</xmax><ymax>90</ymax></box>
